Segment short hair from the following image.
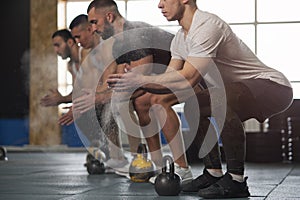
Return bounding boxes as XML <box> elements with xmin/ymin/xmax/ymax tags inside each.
<box><xmin>87</xmin><ymin>0</ymin><xmax>120</xmax><ymax>15</ymax></box>
<box><xmin>69</xmin><ymin>14</ymin><xmax>89</xmax><ymax>30</ymax></box>
<box><xmin>52</xmin><ymin>29</ymin><xmax>75</xmax><ymax>43</ymax></box>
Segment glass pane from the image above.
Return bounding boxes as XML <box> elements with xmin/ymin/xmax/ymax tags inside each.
<box><xmin>66</xmin><ymin>2</ymin><xmax>90</xmax><ymax>27</ymax></box>
<box><xmin>257</xmin><ymin>0</ymin><xmax>300</xmax><ymax>22</ymax></box>
<box><xmin>57</xmin><ymin>57</ymin><xmax>69</xmax><ymax>96</ymax></box>
<box><xmin>127</xmin><ymin>0</ymin><xmax>178</xmax><ymax>26</ymax></box>
<box><xmin>197</xmin><ymin>0</ymin><xmax>255</xmax><ymax>23</ymax></box>
<box><xmin>57</xmin><ymin>1</ymin><xmax>66</xmax><ymax>29</ymax></box>
<box><xmin>257</xmin><ymin>24</ymin><xmax>300</xmax><ymax>82</ymax></box>
<box><xmin>115</xmin><ymin>1</ymin><xmax>126</xmax><ymax>18</ymax></box>
<box><xmin>230</xmin><ymin>25</ymin><xmax>255</xmax><ymax>53</ymax></box>
<box><xmin>291</xmin><ymin>82</ymin><xmax>300</xmax><ymax>99</ymax></box>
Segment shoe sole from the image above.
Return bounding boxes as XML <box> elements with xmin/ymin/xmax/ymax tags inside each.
<box><xmin>198</xmin><ymin>191</ymin><xmax>250</xmax><ymax>199</ymax></box>
<box><xmin>104</xmin><ymin>168</ymin><xmax>116</xmax><ymax>174</ymax></box>
<box><xmin>181</xmin><ymin>177</ymin><xmax>193</xmax><ymax>184</ymax></box>
<box><xmin>149</xmin><ymin>176</ymin><xmax>193</xmax><ymax>185</ymax></box>
<box><xmin>115</xmin><ymin>171</ymin><xmax>130</xmax><ymax>179</ymax></box>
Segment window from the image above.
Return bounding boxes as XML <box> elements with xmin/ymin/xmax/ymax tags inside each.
<box><xmin>197</xmin><ymin>0</ymin><xmax>300</xmax><ymax>98</ymax></box>
<box><xmin>58</xmin><ymin>0</ymin><xmax>300</xmax><ymax>99</ymax></box>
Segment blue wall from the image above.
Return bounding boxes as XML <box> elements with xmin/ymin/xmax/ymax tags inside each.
<box><xmin>0</xmin><ymin>118</ymin><xmax>86</xmax><ymax>147</ymax></box>
<box><xmin>61</xmin><ymin>123</ymin><xmax>85</xmax><ymax>147</ymax></box>
<box><xmin>0</xmin><ymin>118</ymin><xmax>29</xmax><ymax>146</ymax></box>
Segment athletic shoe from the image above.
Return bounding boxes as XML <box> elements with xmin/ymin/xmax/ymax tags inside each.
<box><xmin>198</xmin><ymin>172</ymin><xmax>250</xmax><ymax>199</ymax></box>
<box><xmin>182</xmin><ymin>168</ymin><xmax>223</xmax><ymax>193</ymax></box>
<box><xmin>104</xmin><ymin>167</ymin><xmax>116</xmax><ymax>174</ymax></box>
<box><xmin>86</xmin><ymin>148</ymin><xmax>107</xmax><ymax>161</ymax></box>
<box><xmin>149</xmin><ymin>163</ymin><xmax>193</xmax><ymax>184</ymax></box>
<box><xmin>105</xmin><ymin>158</ymin><xmax>129</xmax><ymax>169</ymax></box>
<box><xmin>115</xmin><ymin>168</ymin><xmax>131</xmax><ymax>179</ymax></box>
<box><xmin>114</xmin><ymin>163</ymin><xmax>130</xmax><ymax>178</ymax></box>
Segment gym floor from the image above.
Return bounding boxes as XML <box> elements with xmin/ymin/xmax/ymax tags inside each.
<box><xmin>0</xmin><ymin>148</ymin><xmax>300</xmax><ymax>200</ymax></box>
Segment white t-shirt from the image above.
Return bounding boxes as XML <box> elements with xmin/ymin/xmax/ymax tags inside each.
<box><xmin>170</xmin><ymin>9</ymin><xmax>291</xmax><ymax>88</ymax></box>
<box><xmin>71</xmin><ymin>46</ymin><xmax>85</xmax><ymax>82</ymax></box>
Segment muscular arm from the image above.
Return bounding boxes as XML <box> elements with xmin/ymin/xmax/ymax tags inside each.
<box><xmin>111</xmin><ymin>55</ymin><xmax>153</xmax><ymax>101</ymax></box>
<box><xmin>94</xmin><ymin>61</ymin><xmax>118</xmax><ymax>104</ymax></box>
<box><xmin>40</xmin><ymin>89</ymin><xmax>72</xmax><ymax>106</ymax></box>
<box><xmin>143</xmin><ymin>57</ymin><xmax>212</xmax><ymax>91</ymax></box>
<box><xmin>40</xmin><ymin>61</ymin><xmax>75</xmax><ymax>106</ymax></box>
<box><xmin>107</xmin><ymin>57</ymin><xmax>212</xmax><ymax>93</ymax></box>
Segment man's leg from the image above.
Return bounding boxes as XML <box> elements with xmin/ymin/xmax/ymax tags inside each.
<box><xmin>182</xmin><ymin>91</ymin><xmax>223</xmax><ymax>192</ymax></box>
<box><xmin>96</xmin><ymin>103</ymin><xmax>128</xmax><ymax>169</ymax></box>
<box><xmin>126</xmin><ymin>100</ymin><xmax>142</xmax><ymax>156</ymax></box>
<box><xmin>149</xmin><ymin>93</ymin><xmax>189</xmax><ymax>169</ymax></box>
<box><xmin>134</xmin><ymin>92</ymin><xmax>193</xmax><ymax>184</ymax></box>
<box><xmin>197</xmin><ymin>82</ymin><xmax>254</xmax><ymax>198</ymax></box>
<box><xmin>75</xmin><ymin>108</ymin><xmax>109</xmax><ymax>159</ymax></box>
<box><xmin>134</xmin><ymin>93</ymin><xmax>163</xmax><ymax>168</ymax></box>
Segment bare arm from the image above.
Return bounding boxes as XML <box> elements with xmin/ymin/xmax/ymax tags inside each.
<box><xmin>107</xmin><ymin>57</ymin><xmax>212</xmax><ymax>93</ymax></box>
<box><xmin>40</xmin><ymin>61</ymin><xmax>76</xmax><ymax>107</ymax></box>
<box><xmin>40</xmin><ymin>89</ymin><xmax>72</xmax><ymax>106</ymax></box>
<box><xmin>143</xmin><ymin>57</ymin><xmax>210</xmax><ymax>91</ymax></box>
<box><xmin>110</xmin><ymin>55</ymin><xmax>153</xmax><ymax>101</ymax></box>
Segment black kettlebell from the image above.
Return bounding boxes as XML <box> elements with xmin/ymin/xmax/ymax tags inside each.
<box><xmin>84</xmin><ymin>153</ymin><xmax>106</xmax><ymax>175</ymax></box>
<box><xmin>0</xmin><ymin>146</ymin><xmax>8</xmax><ymax>161</ymax></box>
<box><xmin>129</xmin><ymin>143</ymin><xmax>155</xmax><ymax>182</ymax></box>
<box><xmin>154</xmin><ymin>155</ymin><xmax>181</xmax><ymax>196</ymax></box>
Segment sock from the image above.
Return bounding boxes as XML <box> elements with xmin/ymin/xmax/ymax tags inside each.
<box><xmin>230</xmin><ymin>173</ymin><xmax>244</xmax><ymax>182</ymax></box>
<box><xmin>174</xmin><ymin>162</ymin><xmax>189</xmax><ymax>169</ymax></box>
<box><xmin>207</xmin><ymin>169</ymin><xmax>223</xmax><ymax>177</ymax></box>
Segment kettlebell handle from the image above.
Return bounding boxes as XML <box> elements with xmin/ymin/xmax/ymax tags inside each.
<box><xmin>162</xmin><ymin>155</ymin><xmax>175</xmax><ymax>176</ymax></box>
<box><xmin>137</xmin><ymin>143</ymin><xmax>148</xmax><ymax>158</ymax></box>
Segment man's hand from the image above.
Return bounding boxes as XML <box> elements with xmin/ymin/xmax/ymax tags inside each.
<box><xmin>40</xmin><ymin>89</ymin><xmax>63</xmax><ymax>107</ymax></box>
<box><xmin>107</xmin><ymin>70</ymin><xmax>144</xmax><ymax>92</ymax></box>
<box><xmin>58</xmin><ymin>107</ymin><xmax>74</xmax><ymax>126</ymax></box>
<box><xmin>73</xmin><ymin>89</ymin><xmax>95</xmax><ymax>114</ymax></box>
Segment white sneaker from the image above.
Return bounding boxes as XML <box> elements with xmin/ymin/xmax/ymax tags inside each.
<box><xmin>174</xmin><ymin>163</ymin><xmax>193</xmax><ymax>184</ymax></box>
<box><xmin>104</xmin><ymin>167</ymin><xmax>116</xmax><ymax>174</ymax></box>
<box><xmin>105</xmin><ymin>158</ymin><xmax>129</xmax><ymax>169</ymax></box>
<box><xmin>114</xmin><ymin>163</ymin><xmax>130</xmax><ymax>179</ymax></box>
<box><xmin>149</xmin><ymin>163</ymin><xmax>193</xmax><ymax>184</ymax></box>
<box><xmin>87</xmin><ymin>148</ymin><xmax>107</xmax><ymax>161</ymax></box>
<box><xmin>149</xmin><ymin>174</ymin><xmax>158</xmax><ymax>184</ymax></box>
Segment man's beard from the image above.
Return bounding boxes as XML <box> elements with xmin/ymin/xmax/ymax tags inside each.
<box><xmin>102</xmin><ymin>20</ymin><xmax>115</xmax><ymax>40</ymax></box>
<box><xmin>62</xmin><ymin>46</ymin><xmax>71</xmax><ymax>60</ymax></box>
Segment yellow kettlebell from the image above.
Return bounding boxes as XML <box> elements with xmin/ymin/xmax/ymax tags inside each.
<box><xmin>129</xmin><ymin>143</ymin><xmax>155</xmax><ymax>182</ymax></box>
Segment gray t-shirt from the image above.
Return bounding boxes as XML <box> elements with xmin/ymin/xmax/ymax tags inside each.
<box><xmin>171</xmin><ymin>9</ymin><xmax>291</xmax><ymax>89</ymax></box>
<box><xmin>113</xmin><ymin>20</ymin><xmax>174</xmax><ymax>74</ymax></box>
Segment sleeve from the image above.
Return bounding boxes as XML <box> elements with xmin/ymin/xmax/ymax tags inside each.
<box><xmin>113</xmin><ymin>26</ymin><xmax>153</xmax><ymax>64</ymax></box>
<box><xmin>170</xmin><ymin>32</ymin><xmax>184</xmax><ymax>60</ymax></box>
<box><xmin>188</xmin><ymin>22</ymin><xmax>225</xmax><ymax>58</ymax></box>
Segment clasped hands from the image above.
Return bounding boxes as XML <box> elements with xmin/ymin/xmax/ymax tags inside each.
<box><xmin>107</xmin><ymin>64</ymin><xmax>145</xmax><ymax>91</ymax></box>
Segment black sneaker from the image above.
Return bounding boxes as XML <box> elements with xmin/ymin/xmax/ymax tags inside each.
<box><xmin>198</xmin><ymin>172</ymin><xmax>250</xmax><ymax>199</ymax></box>
<box><xmin>182</xmin><ymin>168</ymin><xmax>223</xmax><ymax>193</ymax></box>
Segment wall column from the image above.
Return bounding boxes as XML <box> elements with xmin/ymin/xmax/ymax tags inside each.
<box><xmin>29</xmin><ymin>0</ymin><xmax>61</xmax><ymax>145</ymax></box>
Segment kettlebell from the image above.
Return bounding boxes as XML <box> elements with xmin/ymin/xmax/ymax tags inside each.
<box><xmin>0</xmin><ymin>146</ymin><xmax>8</xmax><ymax>161</ymax></box>
<box><xmin>154</xmin><ymin>155</ymin><xmax>181</xmax><ymax>196</ymax></box>
<box><xmin>129</xmin><ymin>143</ymin><xmax>155</xmax><ymax>182</ymax></box>
<box><xmin>84</xmin><ymin>148</ymin><xmax>106</xmax><ymax>175</ymax></box>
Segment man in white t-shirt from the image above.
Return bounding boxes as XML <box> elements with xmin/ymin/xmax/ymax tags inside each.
<box><xmin>107</xmin><ymin>0</ymin><xmax>293</xmax><ymax>198</ymax></box>
<box><xmin>40</xmin><ymin>29</ymin><xmax>82</xmax><ymax>108</ymax></box>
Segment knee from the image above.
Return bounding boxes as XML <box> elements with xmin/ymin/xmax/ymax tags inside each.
<box><xmin>221</xmin><ymin>108</ymin><xmax>245</xmax><ymax>140</ymax></box>
<box><xmin>150</xmin><ymin>95</ymin><xmax>169</xmax><ymax>107</ymax></box>
<box><xmin>134</xmin><ymin>97</ymin><xmax>150</xmax><ymax>114</ymax></box>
